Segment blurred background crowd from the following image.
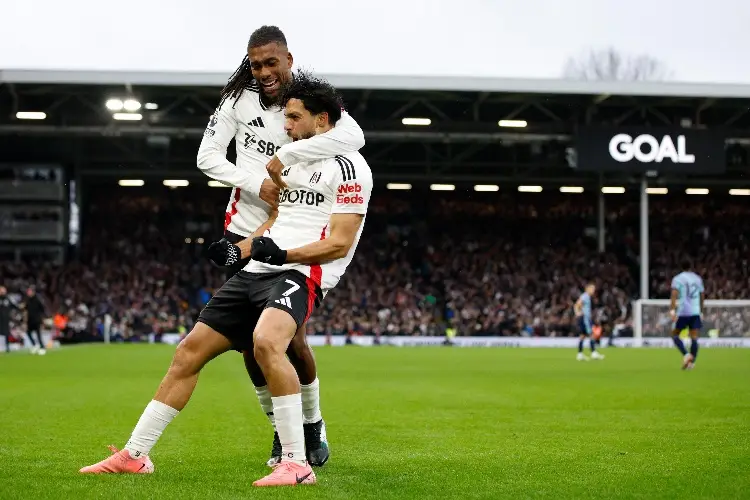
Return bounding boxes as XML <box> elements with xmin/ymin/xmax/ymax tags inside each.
<box><xmin>3</xmin><ymin>185</ymin><xmax>749</xmax><ymax>343</ymax></box>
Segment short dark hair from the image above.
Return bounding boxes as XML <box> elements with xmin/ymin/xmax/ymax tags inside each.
<box><xmin>219</xmin><ymin>26</ymin><xmax>288</xmax><ymax>108</ymax></box>
<box><xmin>280</xmin><ymin>70</ymin><xmax>343</xmax><ymax>124</ymax></box>
<box><xmin>681</xmin><ymin>259</ymin><xmax>692</xmax><ymax>271</ymax></box>
<box><xmin>248</xmin><ymin>25</ymin><xmax>287</xmax><ymax>49</ymax></box>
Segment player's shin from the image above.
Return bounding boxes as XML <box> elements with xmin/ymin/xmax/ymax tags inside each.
<box><xmin>244</xmin><ymin>351</ymin><xmax>276</xmax><ymax>428</ymax></box>
<box><xmin>300</xmin><ymin>378</ymin><xmax>322</xmax><ymax>424</ymax></box>
<box><xmin>125</xmin><ymin>400</ymin><xmax>179</xmax><ymax>457</ymax></box>
<box><xmin>578</xmin><ymin>338</ymin><xmax>584</xmax><ymax>353</ymax></box>
<box><xmin>254</xmin><ymin>311</ymin><xmax>305</xmax><ymax>465</ymax></box>
<box><xmin>589</xmin><ymin>338</ymin><xmax>597</xmax><ymax>353</ymax></box>
<box><xmin>288</xmin><ymin>336</ymin><xmax>322</xmax><ymax>424</ymax></box>
<box><xmin>126</xmin><ymin>323</ymin><xmax>230</xmax><ymax>457</ymax></box>
<box><xmin>672</xmin><ymin>334</ymin><xmax>688</xmax><ymax>355</ymax></box>
<box><xmin>124</xmin><ymin>356</ymin><xmax>197</xmax><ymax>457</ymax></box>
<box><xmin>255</xmin><ymin>385</ymin><xmax>276</xmax><ymax>428</ymax></box>
<box><xmin>690</xmin><ymin>335</ymin><xmax>699</xmax><ymax>360</ymax></box>
<box><xmin>272</xmin><ymin>393</ymin><xmax>306</xmax><ymax>465</ymax></box>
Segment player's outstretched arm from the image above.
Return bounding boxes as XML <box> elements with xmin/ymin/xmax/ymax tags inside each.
<box><xmin>197</xmin><ymin>99</ymin><xmax>270</xmax><ymax>198</ymax></box>
<box><xmin>274</xmin><ymin>112</ymin><xmax>365</xmax><ymax>168</ymax></box>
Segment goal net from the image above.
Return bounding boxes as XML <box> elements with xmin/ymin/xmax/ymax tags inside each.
<box><xmin>633</xmin><ymin>299</ymin><xmax>750</xmax><ymax>346</ymax></box>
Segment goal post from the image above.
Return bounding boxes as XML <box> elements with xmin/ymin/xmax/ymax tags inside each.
<box><xmin>633</xmin><ymin>299</ymin><xmax>750</xmax><ymax>347</ymax></box>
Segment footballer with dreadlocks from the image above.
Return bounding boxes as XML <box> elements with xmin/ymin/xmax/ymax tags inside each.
<box><xmin>80</xmin><ymin>69</ymin><xmax>371</xmax><ymax>488</ymax></box>
<box><xmin>197</xmin><ymin>26</ymin><xmax>365</xmax><ymax>468</ymax></box>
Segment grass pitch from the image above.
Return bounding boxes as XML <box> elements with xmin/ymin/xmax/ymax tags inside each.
<box><xmin>0</xmin><ymin>344</ymin><xmax>748</xmax><ymax>499</ymax></box>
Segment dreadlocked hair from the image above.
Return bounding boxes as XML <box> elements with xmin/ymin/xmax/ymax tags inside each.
<box><xmin>219</xmin><ymin>26</ymin><xmax>288</xmax><ymax>109</ymax></box>
<box><xmin>219</xmin><ymin>56</ymin><xmax>253</xmax><ymax>109</ymax></box>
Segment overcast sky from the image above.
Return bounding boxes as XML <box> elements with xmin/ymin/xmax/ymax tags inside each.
<box><xmin>3</xmin><ymin>0</ymin><xmax>750</xmax><ymax>84</ymax></box>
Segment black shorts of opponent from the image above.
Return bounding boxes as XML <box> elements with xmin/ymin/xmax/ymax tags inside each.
<box><xmin>197</xmin><ymin>269</ymin><xmax>322</xmax><ymax>352</ymax></box>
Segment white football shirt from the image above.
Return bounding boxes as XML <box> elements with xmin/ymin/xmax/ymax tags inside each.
<box><xmin>244</xmin><ymin>151</ymin><xmax>372</xmax><ymax>293</ymax></box>
<box><xmin>671</xmin><ymin>271</ymin><xmax>704</xmax><ymax>317</ymax></box>
<box><xmin>197</xmin><ymin>84</ymin><xmax>366</xmax><ymax>237</ymax></box>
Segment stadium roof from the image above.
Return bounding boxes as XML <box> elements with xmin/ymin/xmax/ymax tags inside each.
<box><xmin>1</xmin><ymin>76</ymin><xmax>749</xmax><ymax>185</ymax></box>
<box><xmin>4</xmin><ymin>69</ymin><xmax>750</xmax><ymax>99</ymax></box>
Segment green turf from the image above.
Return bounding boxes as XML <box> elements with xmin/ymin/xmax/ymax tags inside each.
<box><xmin>0</xmin><ymin>345</ymin><xmax>748</xmax><ymax>499</ymax></box>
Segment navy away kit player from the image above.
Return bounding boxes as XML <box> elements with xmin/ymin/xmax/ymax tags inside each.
<box><xmin>670</xmin><ymin>261</ymin><xmax>704</xmax><ymax>370</ymax></box>
<box><xmin>575</xmin><ymin>283</ymin><xmax>604</xmax><ymax>361</ymax></box>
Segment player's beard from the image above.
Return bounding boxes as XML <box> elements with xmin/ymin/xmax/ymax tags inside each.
<box><xmin>291</xmin><ymin>130</ymin><xmax>315</xmax><ymax>142</ymax></box>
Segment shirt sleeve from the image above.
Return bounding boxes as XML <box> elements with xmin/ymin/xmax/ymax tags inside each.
<box><xmin>331</xmin><ymin>156</ymin><xmax>372</xmax><ymax>215</ymax></box>
<box><xmin>275</xmin><ymin>111</ymin><xmax>365</xmax><ymax>167</ymax></box>
<box><xmin>670</xmin><ymin>276</ymin><xmax>679</xmax><ymax>290</ymax></box>
<box><xmin>196</xmin><ymin>97</ymin><xmax>267</xmax><ymax>198</ymax></box>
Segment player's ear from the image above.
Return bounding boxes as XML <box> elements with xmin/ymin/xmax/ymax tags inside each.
<box><xmin>286</xmin><ymin>51</ymin><xmax>293</xmax><ymax>69</ymax></box>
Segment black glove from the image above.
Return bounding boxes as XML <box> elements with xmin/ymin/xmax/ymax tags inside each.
<box><xmin>250</xmin><ymin>236</ymin><xmax>287</xmax><ymax>266</ymax></box>
<box><xmin>207</xmin><ymin>238</ymin><xmax>241</xmax><ymax>267</ymax></box>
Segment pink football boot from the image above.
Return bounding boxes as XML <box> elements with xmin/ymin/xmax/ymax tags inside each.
<box><xmin>253</xmin><ymin>461</ymin><xmax>316</xmax><ymax>486</ymax></box>
<box><xmin>79</xmin><ymin>445</ymin><xmax>154</xmax><ymax>474</ymax></box>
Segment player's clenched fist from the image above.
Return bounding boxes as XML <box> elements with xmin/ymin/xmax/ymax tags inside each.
<box><xmin>250</xmin><ymin>236</ymin><xmax>287</xmax><ymax>265</ymax></box>
<box><xmin>259</xmin><ymin>178</ymin><xmax>280</xmax><ymax>208</ymax></box>
<box><xmin>206</xmin><ymin>238</ymin><xmax>241</xmax><ymax>267</ymax></box>
<box><xmin>265</xmin><ymin>155</ymin><xmax>288</xmax><ymax>190</ymax></box>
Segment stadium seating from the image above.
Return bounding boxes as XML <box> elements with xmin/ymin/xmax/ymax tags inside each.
<box><xmin>3</xmin><ymin>187</ymin><xmax>750</xmax><ymax>339</ymax></box>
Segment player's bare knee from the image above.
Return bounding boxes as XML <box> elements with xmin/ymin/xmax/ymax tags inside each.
<box><xmin>253</xmin><ymin>333</ymin><xmax>286</xmax><ymax>366</ymax></box>
<box><xmin>253</xmin><ymin>308</ymin><xmax>297</xmax><ymax>364</ymax></box>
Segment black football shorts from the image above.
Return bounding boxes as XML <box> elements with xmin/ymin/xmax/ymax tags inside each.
<box><xmin>197</xmin><ymin>270</ymin><xmax>321</xmax><ymax>351</ymax></box>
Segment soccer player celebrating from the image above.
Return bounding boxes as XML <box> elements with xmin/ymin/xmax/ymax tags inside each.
<box><xmin>574</xmin><ymin>283</ymin><xmax>604</xmax><ymax>361</ymax></box>
<box><xmin>669</xmin><ymin>260</ymin><xmax>704</xmax><ymax>370</ymax></box>
<box><xmin>199</xmin><ymin>26</ymin><xmax>365</xmax><ymax>467</ymax></box>
<box><xmin>80</xmin><ymin>72</ymin><xmax>372</xmax><ymax>488</ymax></box>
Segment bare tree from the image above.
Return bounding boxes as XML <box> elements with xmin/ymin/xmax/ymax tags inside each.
<box><xmin>563</xmin><ymin>47</ymin><xmax>672</xmax><ymax>81</ymax></box>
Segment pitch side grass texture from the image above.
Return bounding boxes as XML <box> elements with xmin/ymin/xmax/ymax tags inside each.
<box><xmin>0</xmin><ymin>344</ymin><xmax>748</xmax><ymax>499</ymax></box>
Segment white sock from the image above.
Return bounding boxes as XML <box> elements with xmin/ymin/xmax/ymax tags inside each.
<box><xmin>272</xmin><ymin>393</ymin><xmax>305</xmax><ymax>465</ymax></box>
<box><xmin>124</xmin><ymin>400</ymin><xmax>179</xmax><ymax>457</ymax></box>
<box><xmin>255</xmin><ymin>385</ymin><xmax>276</xmax><ymax>429</ymax></box>
<box><xmin>300</xmin><ymin>378</ymin><xmax>322</xmax><ymax>424</ymax></box>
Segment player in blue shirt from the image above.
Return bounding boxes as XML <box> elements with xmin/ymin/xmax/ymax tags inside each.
<box><xmin>574</xmin><ymin>283</ymin><xmax>604</xmax><ymax>361</ymax></box>
<box><xmin>670</xmin><ymin>260</ymin><xmax>704</xmax><ymax>370</ymax></box>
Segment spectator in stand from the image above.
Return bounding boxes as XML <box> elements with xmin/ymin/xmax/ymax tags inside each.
<box><xmin>0</xmin><ymin>286</ymin><xmax>19</xmax><ymax>352</ymax></box>
<box><xmin>24</xmin><ymin>287</ymin><xmax>46</xmax><ymax>354</ymax></box>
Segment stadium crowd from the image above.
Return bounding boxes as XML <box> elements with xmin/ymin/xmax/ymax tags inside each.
<box><xmin>2</xmin><ymin>187</ymin><xmax>750</xmax><ymax>341</ymax></box>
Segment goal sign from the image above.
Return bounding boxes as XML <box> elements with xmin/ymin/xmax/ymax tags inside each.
<box><xmin>575</xmin><ymin>127</ymin><xmax>726</xmax><ymax>174</ymax></box>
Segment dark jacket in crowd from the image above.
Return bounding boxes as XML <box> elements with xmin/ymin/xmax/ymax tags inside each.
<box><xmin>25</xmin><ymin>294</ymin><xmax>45</xmax><ymax>327</ymax></box>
